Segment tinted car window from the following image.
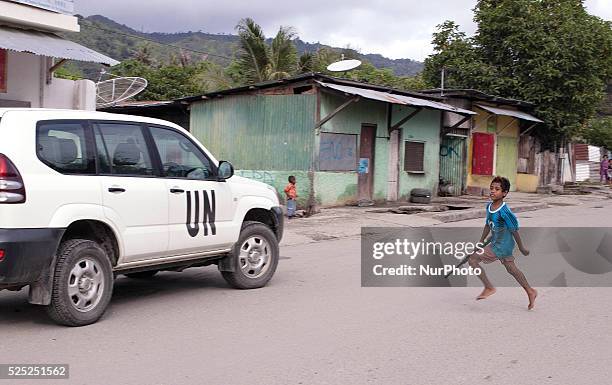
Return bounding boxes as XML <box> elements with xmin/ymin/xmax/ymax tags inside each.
<box><xmin>94</xmin><ymin>122</ymin><xmax>154</xmax><ymax>176</ymax></box>
<box><xmin>149</xmin><ymin>126</ymin><xmax>213</xmax><ymax>180</ymax></box>
<box><xmin>36</xmin><ymin>121</ymin><xmax>95</xmax><ymax>174</ymax></box>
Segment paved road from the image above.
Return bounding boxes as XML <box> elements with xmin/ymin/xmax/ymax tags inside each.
<box><xmin>1</xmin><ymin>200</ymin><xmax>611</xmax><ymax>385</ymax></box>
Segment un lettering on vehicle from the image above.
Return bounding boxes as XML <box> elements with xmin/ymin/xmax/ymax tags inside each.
<box><xmin>186</xmin><ymin>190</ymin><xmax>216</xmax><ymax>237</ymax></box>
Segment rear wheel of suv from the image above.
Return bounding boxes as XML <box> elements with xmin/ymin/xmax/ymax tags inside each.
<box><xmin>45</xmin><ymin>239</ymin><xmax>114</xmax><ymax>327</ymax></box>
<box><xmin>221</xmin><ymin>221</ymin><xmax>279</xmax><ymax>289</ymax></box>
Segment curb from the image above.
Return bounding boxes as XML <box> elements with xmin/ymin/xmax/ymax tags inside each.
<box><xmin>429</xmin><ymin>202</ymin><xmax>548</xmax><ymax>223</ymax></box>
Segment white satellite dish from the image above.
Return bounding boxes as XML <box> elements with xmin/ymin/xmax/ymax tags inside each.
<box><xmin>96</xmin><ymin>77</ymin><xmax>148</xmax><ymax>108</ymax></box>
<box><xmin>327</xmin><ymin>59</ymin><xmax>362</xmax><ymax>72</ymax></box>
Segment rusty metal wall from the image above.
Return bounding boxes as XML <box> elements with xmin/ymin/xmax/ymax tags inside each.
<box><xmin>439</xmin><ymin>135</ymin><xmax>465</xmax><ymax>195</ymax></box>
<box><xmin>189</xmin><ymin>94</ymin><xmax>316</xmax><ymax>170</ymax></box>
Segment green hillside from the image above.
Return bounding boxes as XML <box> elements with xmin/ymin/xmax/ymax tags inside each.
<box><xmin>61</xmin><ymin>15</ymin><xmax>423</xmax><ymax>78</ymax></box>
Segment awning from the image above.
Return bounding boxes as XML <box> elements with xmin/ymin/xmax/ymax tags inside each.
<box><xmin>316</xmin><ymin>81</ymin><xmax>476</xmax><ymax>115</ymax></box>
<box><xmin>476</xmin><ymin>104</ymin><xmax>542</xmax><ymax>123</ymax></box>
<box><xmin>0</xmin><ymin>25</ymin><xmax>119</xmax><ymax>66</ymax></box>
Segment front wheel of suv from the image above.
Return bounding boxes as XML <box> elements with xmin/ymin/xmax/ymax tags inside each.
<box><xmin>45</xmin><ymin>239</ymin><xmax>114</xmax><ymax>327</ymax></box>
<box><xmin>221</xmin><ymin>221</ymin><xmax>279</xmax><ymax>289</ymax></box>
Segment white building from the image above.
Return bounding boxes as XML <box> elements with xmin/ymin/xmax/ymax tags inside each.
<box><xmin>0</xmin><ymin>0</ymin><xmax>118</xmax><ymax>110</ymax></box>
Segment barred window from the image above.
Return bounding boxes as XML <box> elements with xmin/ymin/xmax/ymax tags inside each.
<box><xmin>404</xmin><ymin>141</ymin><xmax>425</xmax><ymax>172</ymax></box>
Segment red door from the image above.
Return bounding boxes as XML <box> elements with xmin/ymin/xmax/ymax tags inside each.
<box><xmin>472</xmin><ymin>132</ymin><xmax>494</xmax><ymax>175</ymax></box>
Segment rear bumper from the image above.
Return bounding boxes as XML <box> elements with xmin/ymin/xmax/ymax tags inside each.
<box><xmin>271</xmin><ymin>206</ymin><xmax>284</xmax><ymax>242</ymax></box>
<box><xmin>0</xmin><ymin>228</ymin><xmax>64</xmax><ymax>286</ymax></box>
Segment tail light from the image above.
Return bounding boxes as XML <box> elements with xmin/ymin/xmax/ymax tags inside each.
<box><xmin>0</xmin><ymin>153</ymin><xmax>26</xmax><ymax>204</ymax></box>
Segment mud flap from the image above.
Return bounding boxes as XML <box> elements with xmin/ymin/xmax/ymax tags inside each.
<box><xmin>217</xmin><ymin>250</ymin><xmax>236</xmax><ymax>272</ymax></box>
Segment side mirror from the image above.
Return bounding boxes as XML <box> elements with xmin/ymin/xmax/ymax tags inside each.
<box><xmin>217</xmin><ymin>160</ymin><xmax>234</xmax><ymax>180</ymax></box>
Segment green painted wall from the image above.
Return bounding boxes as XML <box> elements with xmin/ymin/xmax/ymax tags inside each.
<box><xmin>190</xmin><ymin>94</ymin><xmax>316</xmax><ymax>171</ymax></box>
<box><xmin>235</xmin><ymin>169</ymin><xmax>311</xmax><ymax>208</ymax></box>
<box><xmin>395</xmin><ymin>105</ymin><xmax>442</xmax><ymax>200</ymax></box>
<box><xmin>318</xmin><ymin>92</ymin><xmax>389</xmax><ymax>202</ymax></box>
<box><xmin>314</xmin><ymin>172</ymin><xmax>358</xmax><ymax>206</ymax></box>
<box><xmin>495</xmin><ymin>136</ymin><xmax>518</xmax><ymax>190</ymax></box>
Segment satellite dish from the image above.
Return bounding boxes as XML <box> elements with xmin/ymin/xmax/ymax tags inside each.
<box><xmin>327</xmin><ymin>59</ymin><xmax>362</xmax><ymax>72</ymax></box>
<box><xmin>96</xmin><ymin>77</ymin><xmax>148</xmax><ymax>108</ymax></box>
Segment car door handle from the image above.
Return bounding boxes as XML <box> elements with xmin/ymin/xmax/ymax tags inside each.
<box><xmin>170</xmin><ymin>188</ymin><xmax>185</xmax><ymax>194</ymax></box>
<box><xmin>108</xmin><ymin>187</ymin><xmax>126</xmax><ymax>193</ymax></box>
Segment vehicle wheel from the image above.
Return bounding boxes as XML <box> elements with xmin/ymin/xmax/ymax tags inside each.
<box><xmin>221</xmin><ymin>221</ymin><xmax>279</xmax><ymax>289</ymax></box>
<box><xmin>125</xmin><ymin>270</ymin><xmax>158</xmax><ymax>279</ymax></box>
<box><xmin>410</xmin><ymin>195</ymin><xmax>431</xmax><ymax>204</ymax></box>
<box><xmin>45</xmin><ymin>239</ymin><xmax>113</xmax><ymax>327</ymax></box>
<box><xmin>410</xmin><ymin>188</ymin><xmax>431</xmax><ymax>197</ymax></box>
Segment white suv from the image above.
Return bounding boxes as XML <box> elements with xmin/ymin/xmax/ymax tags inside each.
<box><xmin>0</xmin><ymin>109</ymin><xmax>283</xmax><ymax>326</ymax></box>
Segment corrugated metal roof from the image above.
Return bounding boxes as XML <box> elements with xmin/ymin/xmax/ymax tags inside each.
<box><xmin>476</xmin><ymin>104</ymin><xmax>542</xmax><ymax>123</ymax></box>
<box><xmin>0</xmin><ymin>25</ymin><xmax>119</xmax><ymax>66</ymax></box>
<box><xmin>316</xmin><ymin>81</ymin><xmax>476</xmax><ymax>115</ymax></box>
<box><xmin>108</xmin><ymin>100</ymin><xmax>173</xmax><ymax>108</ymax></box>
<box><xmin>421</xmin><ymin>88</ymin><xmax>535</xmax><ymax>107</ymax></box>
<box><xmin>177</xmin><ymin>73</ymin><xmax>447</xmax><ymax>103</ymax></box>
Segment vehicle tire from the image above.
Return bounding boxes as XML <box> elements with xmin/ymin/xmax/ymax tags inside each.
<box><xmin>125</xmin><ymin>270</ymin><xmax>158</xmax><ymax>279</ymax></box>
<box><xmin>410</xmin><ymin>188</ymin><xmax>431</xmax><ymax>197</ymax></box>
<box><xmin>221</xmin><ymin>221</ymin><xmax>279</xmax><ymax>289</ymax></box>
<box><xmin>45</xmin><ymin>239</ymin><xmax>114</xmax><ymax>327</ymax></box>
<box><xmin>410</xmin><ymin>195</ymin><xmax>431</xmax><ymax>204</ymax></box>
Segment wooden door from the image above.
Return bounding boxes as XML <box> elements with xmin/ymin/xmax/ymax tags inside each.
<box><xmin>358</xmin><ymin>124</ymin><xmax>376</xmax><ymax>201</ymax></box>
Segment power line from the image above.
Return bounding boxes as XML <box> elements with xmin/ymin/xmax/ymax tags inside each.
<box><xmin>84</xmin><ymin>23</ymin><xmax>235</xmax><ymax>61</ymax></box>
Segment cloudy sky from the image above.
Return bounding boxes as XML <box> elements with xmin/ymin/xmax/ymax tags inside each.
<box><xmin>76</xmin><ymin>0</ymin><xmax>612</xmax><ymax>61</ymax></box>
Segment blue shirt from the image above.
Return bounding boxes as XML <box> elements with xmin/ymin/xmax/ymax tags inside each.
<box><xmin>485</xmin><ymin>202</ymin><xmax>519</xmax><ymax>257</ymax></box>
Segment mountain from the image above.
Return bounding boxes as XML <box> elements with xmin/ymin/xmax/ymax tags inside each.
<box><xmin>62</xmin><ymin>15</ymin><xmax>423</xmax><ymax>77</ymax></box>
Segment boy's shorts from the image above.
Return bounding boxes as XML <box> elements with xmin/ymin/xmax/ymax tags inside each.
<box><xmin>475</xmin><ymin>245</ymin><xmax>514</xmax><ymax>264</ymax></box>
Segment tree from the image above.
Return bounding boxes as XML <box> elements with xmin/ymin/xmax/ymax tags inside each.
<box><xmin>581</xmin><ymin>117</ymin><xmax>612</xmax><ymax>149</ymax></box>
<box><xmin>134</xmin><ymin>44</ymin><xmax>155</xmax><ymax>66</ymax></box>
<box><xmin>234</xmin><ymin>18</ymin><xmax>298</xmax><ymax>83</ymax></box>
<box><xmin>111</xmin><ymin>59</ymin><xmax>214</xmax><ymax>100</ymax></box>
<box><xmin>423</xmin><ymin>0</ymin><xmax>612</xmax><ymax>144</ymax></box>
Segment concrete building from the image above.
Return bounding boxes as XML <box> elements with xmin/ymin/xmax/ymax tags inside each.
<box><xmin>0</xmin><ymin>0</ymin><xmax>118</xmax><ymax>109</ymax></box>
<box><xmin>178</xmin><ymin>74</ymin><xmax>474</xmax><ymax>208</ymax></box>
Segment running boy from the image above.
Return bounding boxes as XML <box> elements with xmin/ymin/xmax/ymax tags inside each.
<box><xmin>468</xmin><ymin>176</ymin><xmax>537</xmax><ymax>310</ymax></box>
<box><xmin>284</xmin><ymin>175</ymin><xmax>297</xmax><ymax>218</ymax></box>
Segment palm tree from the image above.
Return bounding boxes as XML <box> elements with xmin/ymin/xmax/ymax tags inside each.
<box><xmin>235</xmin><ymin>18</ymin><xmax>298</xmax><ymax>83</ymax></box>
<box><xmin>235</xmin><ymin>18</ymin><xmax>269</xmax><ymax>83</ymax></box>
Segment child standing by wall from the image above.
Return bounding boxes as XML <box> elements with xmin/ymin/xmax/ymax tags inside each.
<box><xmin>468</xmin><ymin>176</ymin><xmax>537</xmax><ymax>310</ymax></box>
<box><xmin>284</xmin><ymin>176</ymin><xmax>297</xmax><ymax>218</ymax></box>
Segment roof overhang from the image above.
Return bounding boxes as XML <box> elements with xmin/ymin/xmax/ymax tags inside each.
<box><xmin>317</xmin><ymin>81</ymin><xmax>476</xmax><ymax>116</ymax></box>
<box><xmin>475</xmin><ymin>104</ymin><xmax>542</xmax><ymax>123</ymax></box>
<box><xmin>0</xmin><ymin>25</ymin><xmax>119</xmax><ymax>66</ymax></box>
<box><xmin>0</xmin><ymin>1</ymin><xmax>79</xmax><ymax>32</ymax></box>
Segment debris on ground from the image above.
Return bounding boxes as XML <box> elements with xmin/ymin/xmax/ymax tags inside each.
<box><xmin>367</xmin><ymin>204</ymin><xmax>450</xmax><ymax>214</ymax></box>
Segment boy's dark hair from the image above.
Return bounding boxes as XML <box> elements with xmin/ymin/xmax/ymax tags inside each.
<box><xmin>288</xmin><ymin>175</ymin><xmax>295</xmax><ymax>182</ymax></box>
<box><xmin>491</xmin><ymin>176</ymin><xmax>511</xmax><ymax>192</ymax></box>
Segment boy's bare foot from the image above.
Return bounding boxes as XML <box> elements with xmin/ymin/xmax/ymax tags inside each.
<box><xmin>527</xmin><ymin>289</ymin><xmax>538</xmax><ymax>310</ymax></box>
<box><xmin>476</xmin><ymin>288</ymin><xmax>496</xmax><ymax>300</ymax></box>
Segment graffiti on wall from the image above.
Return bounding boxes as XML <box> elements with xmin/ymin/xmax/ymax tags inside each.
<box><xmin>319</xmin><ymin>132</ymin><xmax>357</xmax><ymax>171</ymax></box>
<box><xmin>237</xmin><ymin>170</ymin><xmax>276</xmax><ymax>185</ymax></box>
<box><xmin>440</xmin><ymin>142</ymin><xmax>461</xmax><ymax>158</ymax></box>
